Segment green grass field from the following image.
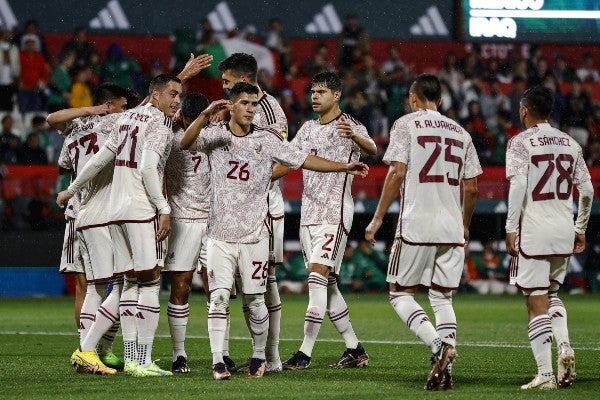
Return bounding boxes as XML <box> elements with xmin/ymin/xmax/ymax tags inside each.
<box><xmin>0</xmin><ymin>293</ymin><xmax>598</xmax><ymax>399</ymax></box>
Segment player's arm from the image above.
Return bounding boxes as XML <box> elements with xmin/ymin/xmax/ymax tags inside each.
<box><xmin>47</xmin><ymin>104</ymin><xmax>110</xmax><ymax>132</ymax></box>
<box><xmin>177</xmin><ymin>53</ymin><xmax>213</xmax><ymax>82</ymax></box>
<box><xmin>365</xmin><ymin>161</ymin><xmax>406</xmax><ymax>244</ymax></box>
<box><xmin>140</xmin><ymin>149</ymin><xmax>171</xmax><ymax>241</ymax></box>
<box><xmin>301</xmin><ymin>154</ymin><xmax>369</xmax><ymax>177</ymax></box>
<box><xmin>505</xmin><ymin>174</ymin><xmax>526</xmax><ymax>256</ymax></box>
<box><xmin>462</xmin><ymin>177</ymin><xmax>478</xmax><ymax>244</ymax></box>
<box><xmin>56</xmin><ymin>146</ymin><xmax>116</xmax><ymax>207</ymax></box>
<box><xmin>337</xmin><ymin>116</ymin><xmax>377</xmax><ymax>155</ymax></box>
<box><xmin>272</xmin><ymin>163</ymin><xmax>290</xmax><ymax>181</ymax></box>
<box><xmin>180</xmin><ymin>99</ymin><xmax>231</xmax><ymax>151</ymax></box>
<box><xmin>574</xmin><ymin>179</ymin><xmax>594</xmax><ymax>253</ymax></box>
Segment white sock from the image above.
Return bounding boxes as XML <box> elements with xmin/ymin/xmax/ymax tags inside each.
<box><xmin>120</xmin><ymin>276</ymin><xmax>138</xmax><ymax>362</ymax></box>
<box><xmin>247</xmin><ymin>293</ymin><xmax>269</xmax><ymax>360</ymax></box>
<box><xmin>81</xmin><ymin>282</ymin><xmax>120</xmax><ymax>352</ymax></box>
<box><xmin>528</xmin><ymin>315</ymin><xmax>554</xmax><ymax>377</ymax></box>
<box><xmin>390</xmin><ymin>291</ymin><xmax>441</xmax><ymax>353</ymax></box>
<box><xmin>208</xmin><ymin>288</ymin><xmax>230</xmax><ymax>365</ymax></box>
<box><xmin>429</xmin><ymin>289</ymin><xmax>457</xmax><ymax>347</ymax></box>
<box><xmin>223</xmin><ymin>306</ymin><xmax>231</xmax><ymax>357</ymax></box>
<box><xmin>168</xmin><ymin>302</ymin><xmax>189</xmax><ymax>361</ymax></box>
<box><xmin>136</xmin><ymin>278</ymin><xmax>160</xmax><ymax>367</ymax></box>
<box><xmin>327</xmin><ymin>275</ymin><xmax>359</xmax><ymax>350</ymax></box>
<box><xmin>548</xmin><ymin>296</ymin><xmax>570</xmax><ymax>350</ymax></box>
<box><xmin>265</xmin><ymin>275</ymin><xmax>282</xmax><ymax>361</ymax></box>
<box><xmin>299</xmin><ymin>272</ymin><xmax>328</xmax><ymax>357</ymax></box>
<box><xmin>79</xmin><ymin>283</ymin><xmax>107</xmax><ymax>345</ymax></box>
<box><xmin>97</xmin><ymin>278</ymin><xmax>123</xmax><ymax>354</ymax></box>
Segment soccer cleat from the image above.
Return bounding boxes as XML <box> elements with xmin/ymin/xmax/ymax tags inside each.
<box><xmin>71</xmin><ymin>349</ymin><xmax>117</xmax><ymax>375</ymax></box>
<box><xmin>99</xmin><ymin>352</ymin><xmax>125</xmax><ymax>371</ymax></box>
<box><xmin>426</xmin><ymin>342</ymin><xmax>457</xmax><ymax>390</ymax></box>
<box><xmin>135</xmin><ymin>361</ymin><xmax>173</xmax><ymax>377</ymax></box>
<box><xmin>213</xmin><ymin>362</ymin><xmax>232</xmax><ymax>380</ymax></box>
<box><xmin>171</xmin><ymin>356</ymin><xmax>191</xmax><ymax>374</ymax></box>
<box><xmin>438</xmin><ymin>362</ymin><xmax>454</xmax><ymax>390</ymax></box>
<box><xmin>266</xmin><ymin>358</ymin><xmax>283</xmax><ymax>373</ymax></box>
<box><xmin>521</xmin><ymin>375</ymin><xmax>557</xmax><ymax>390</ymax></box>
<box><xmin>282</xmin><ymin>351</ymin><xmax>311</xmax><ymax>370</ymax></box>
<box><xmin>223</xmin><ymin>355</ymin><xmax>237</xmax><ymax>373</ymax></box>
<box><xmin>124</xmin><ymin>360</ymin><xmax>142</xmax><ymax>376</ymax></box>
<box><xmin>329</xmin><ymin>342</ymin><xmax>369</xmax><ymax>369</ymax></box>
<box><xmin>246</xmin><ymin>358</ymin><xmax>266</xmax><ymax>378</ymax></box>
<box><xmin>557</xmin><ymin>346</ymin><xmax>576</xmax><ymax>388</ymax></box>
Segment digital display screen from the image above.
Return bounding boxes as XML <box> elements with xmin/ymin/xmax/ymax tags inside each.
<box><xmin>463</xmin><ymin>0</ymin><xmax>600</xmax><ymax>42</ymax></box>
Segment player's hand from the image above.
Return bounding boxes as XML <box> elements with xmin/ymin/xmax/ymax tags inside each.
<box><xmin>346</xmin><ymin>162</ymin><xmax>369</xmax><ymax>177</ymax></box>
<box><xmin>156</xmin><ymin>213</ymin><xmax>171</xmax><ymax>242</ymax></box>
<box><xmin>463</xmin><ymin>226</ymin><xmax>470</xmax><ymax>245</ymax></box>
<box><xmin>574</xmin><ymin>232</ymin><xmax>586</xmax><ymax>254</ymax></box>
<box><xmin>203</xmin><ymin>100</ymin><xmax>232</xmax><ymax>118</ymax></box>
<box><xmin>91</xmin><ymin>103</ymin><xmax>110</xmax><ymax>116</ymax></box>
<box><xmin>336</xmin><ymin>116</ymin><xmax>355</xmax><ymax>139</ymax></box>
<box><xmin>505</xmin><ymin>231</ymin><xmax>518</xmax><ymax>257</ymax></box>
<box><xmin>365</xmin><ymin>216</ymin><xmax>382</xmax><ymax>245</ymax></box>
<box><xmin>179</xmin><ymin>53</ymin><xmax>213</xmax><ymax>81</ymax></box>
<box><xmin>56</xmin><ymin>190</ymin><xmax>74</xmax><ymax>208</ymax></box>
<box><xmin>172</xmin><ymin>109</ymin><xmax>182</xmax><ymax>125</ymax></box>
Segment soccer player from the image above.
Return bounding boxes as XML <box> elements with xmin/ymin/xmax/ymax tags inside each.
<box><xmin>50</xmin><ymin>83</ymin><xmax>129</xmax><ymax>374</ymax></box>
<box><xmin>282</xmin><ymin>71</ymin><xmax>376</xmax><ymax>371</ymax></box>
<box><xmin>180</xmin><ymin>82</ymin><xmax>368</xmax><ymax>380</ymax></box>
<box><xmin>163</xmin><ymin>93</ymin><xmax>211</xmax><ymax>374</ymax></box>
<box><xmin>505</xmin><ymin>86</ymin><xmax>593</xmax><ymax>390</ymax></box>
<box><xmin>58</xmin><ymin>74</ymin><xmax>183</xmax><ymax>377</ymax></box>
<box><xmin>364</xmin><ymin>74</ymin><xmax>481</xmax><ymax>390</ymax></box>
<box><xmin>218</xmin><ymin>53</ymin><xmax>288</xmax><ymax>371</ymax></box>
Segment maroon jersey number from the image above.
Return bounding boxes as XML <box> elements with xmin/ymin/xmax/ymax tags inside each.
<box><xmin>418</xmin><ymin>136</ymin><xmax>463</xmax><ymax>186</ymax></box>
<box><xmin>115</xmin><ymin>125</ymin><xmax>139</xmax><ymax>169</ymax></box>
<box><xmin>227</xmin><ymin>161</ymin><xmax>250</xmax><ymax>181</ymax></box>
<box><xmin>531</xmin><ymin>153</ymin><xmax>574</xmax><ymax>201</ymax></box>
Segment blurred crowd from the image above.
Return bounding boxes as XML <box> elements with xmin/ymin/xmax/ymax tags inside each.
<box><xmin>1</xmin><ymin>15</ymin><xmax>600</xmax><ymax>168</ymax></box>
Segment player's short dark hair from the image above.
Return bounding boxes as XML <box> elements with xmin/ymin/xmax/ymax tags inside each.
<box><xmin>218</xmin><ymin>53</ymin><xmax>258</xmax><ymax>82</ymax></box>
<box><xmin>521</xmin><ymin>86</ymin><xmax>554</xmax><ymax>119</ymax></box>
<box><xmin>94</xmin><ymin>83</ymin><xmax>128</xmax><ymax>105</ymax></box>
<box><xmin>311</xmin><ymin>71</ymin><xmax>342</xmax><ymax>93</ymax></box>
<box><xmin>229</xmin><ymin>82</ymin><xmax>259</xmax><ymax>102</ymax></box>
<box><xmin>181</xmin><ymin>93</ymin><xmax>209</xmax><ymax>120</ymax></box>
<box><xmin>125</xmin><ymin>88</ymin><xmax>142</xmax><ymax>109</ymax></box>
<box><xmin>149</xmin><ymin>74</ymin><xmax>181</xmax><ymax>95</ymax></box>
<box><xmin>410</xmin><ymin>74</ymin><xmax>441</xmax><ymax>102</ymax></box>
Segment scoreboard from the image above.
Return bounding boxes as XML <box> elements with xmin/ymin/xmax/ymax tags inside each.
<box><xmin>463</xmin><ymin>0</ymin><xmax>600</xmax><ymax>43</ymax></box>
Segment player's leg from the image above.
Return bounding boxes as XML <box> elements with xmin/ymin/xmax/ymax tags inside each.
<box><xmin>60</xmin><ymin>218</ymin><xmax>86</xmax><ymax>329</ymax></box>
<box><xmin>128</xmin><ymin>219</ymin><xmax>170</xmax><ymax>376</ymax></box>
<box><xmin>206</xmin><ymin>238</ymin><xmax>236</xmax><ymax>380</ymax></box>
<box><xmin>239</xmin><ymin>238</ymin><xmax>270</xmax><ymax>378</ymax></box>
<box><xmin>265</xmin><ymin>214</ymin><xmax>284</xmax><ymax>371</ymax></box>
<box><xmin>516</xmin><ymin>255</ymin><xmax>556</xmax><ymax>390</ymax></box>
<box><xmin>547</xmin><ymin>257</ymin><xmax>575</xmax><ymax>388</ymax></box>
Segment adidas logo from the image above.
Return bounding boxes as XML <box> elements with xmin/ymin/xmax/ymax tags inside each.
<box><xmin>305</xmin><ymin>3</ymin><xmax>342</xmax><ymax>35</ymax></box>
<box><xmin>551</xmin><ymin>312</ymin><xmax>563</xmax><ymax>318</ymax></box>
<box><xmin>89</xmin><ymin>0</ymin><xmax>130</xmax><ymax>30</ymax></box>
<box><xmin>0</xmin><ymin>0</ymin><xmax>17</xmax><ymax>29</ymax></box>
<box><xmin>135</xmin><ymin>312</ymin><xmax>145</xmax><ymax>319</ymax></box>
<box><xmin>543</xmin><ymin>336</ymin><xmax>553</xmax><ymax>345</ymax></box>
<box><xmin>320</xmin><ymin>253</ymin><xmax>330</xmax><ymax>259</ymax></box>
<box><xmin>207</xmin><ymin>1</ymin><xmax>237</xmax><ymax>34</ymax></box>
<box><xmin>409</xmin><ymin>6</ymin><xmax>449</xmax><ymax>37</ymax></box>
<box><xmin>120</xmin><ymin>309</ymin><xmax>134</xmax><ymax>317</ymax></box>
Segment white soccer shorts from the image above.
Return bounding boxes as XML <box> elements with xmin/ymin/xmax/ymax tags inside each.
<box><xmin>299</xmin><ymin>224</ymin><xmax>348</xmax><ymax>275</ymax></box>
<box><xmin>206</xmin><ymin>236</ymin><xmax>269</xmax><ymax>295</ymax></box>
<box><xmin>78</xmin><ymin>226</ymin><xmax>115</xmax><ymax>282</ymax></box>
<box><xmin>164</xmin><ymin>219</ymin><xmax>208</xmax><ymax>272</ymax></box>
<box><xmin>386</xmin><ymin>239</ymin><xmax>464</xmax><ymax>290</ymax></box>
<box><xmin>59</xmin><ymin>218</ymin><xmax>84</xmax><ymax>274</ymax></box>
<box><xmin>509</xmin><ymin>254</ymin><xmax>568</xmax><ymax>295</ymax></box>
<box><xmin>109</xmin><ymin>218</ymin><xmax>165</xmax><ymax>273</ymax></box>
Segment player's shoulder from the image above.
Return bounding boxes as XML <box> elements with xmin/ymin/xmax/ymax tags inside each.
<box><xmin>253</xmin><ymin>124</ymin><xmax>285</xmax><ymax>142</ymax></box>
<box><xmin>341</xmin><ymin>112</ymin><xmax>364</xmax><ymax>128</ymax></box>
<box><xmin>391</xmin><ymin>111</ymin><xmax>422</xmax><ymax>132</ymax></box>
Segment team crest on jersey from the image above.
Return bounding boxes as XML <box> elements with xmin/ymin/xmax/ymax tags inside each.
<box><xmin>254</xmin><ymin>143</ymin><xmax>262</xmax><ymax>156</ymax></box>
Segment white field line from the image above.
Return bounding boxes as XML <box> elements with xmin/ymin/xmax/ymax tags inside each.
<box><xmin>1</xmin><ymin>331</ymin><xmax>599</xmax><ymax>351</ymax></box>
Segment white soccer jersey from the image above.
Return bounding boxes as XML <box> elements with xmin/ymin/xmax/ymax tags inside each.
<box><xmin>58</xmin><ymin>114</ymin><xmax>120</xmax><ymax>228</ymax></box>
<box><xmin>290</xmin><ymin>112</ymin><xmax>374</xmax><ymax>229</ymax></box>
<box><xmin>384</xmin><ymin>109</ymin><xmax>482</xmax><ymax>245</ymax></box>
<box><xmin>506</xmin><ymin>122</ymin><xmax>590</xmax><ymax>256</ymax></box>
<box><xmin>165</xmin><ymin>126</ymin><xmax>211</xmax><ymax>221</ymax></box>
<box><xmin>105</xmin><ymin>103</ymin><xmax>173</xmax><ymax>222</ymax></box>
<box><xmin>254</xmin><ymin>91</ymin><xmax>288</xmax><ymax>218</ymax></box>
<box><xmin>196</xmin><ymin>122</ymin><xmax>307</xmax><ymax>243</ymax></box>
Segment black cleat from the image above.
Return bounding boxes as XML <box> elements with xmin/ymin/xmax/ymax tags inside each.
<box><xmin>245</xmin><ymin>358</ymin><xmax>266</xmax><ymax>378</ymax></box>
<box><xmin>171</xmin><ymin>355</ymin><xmax>191</xmax><ymax>374</ymax></box>
<box><xmin>426</xmin><ymin>342</ymin><xmax>457</xmax><ymax>390</ymax></box>
<box><xmin>329</xmin><ymin>342</ymin><xmax>370</xmax><ymax>368</ymax></box>
<box><xmin>223</xmin><ymin>355</ymin><xmax>237</xmax><ymax>373</ymax></box>
<box><xmin>282</xmin><ymin>351</ymin><xmax>311</xmax><ymax>370</ymax></box>
<box><xmin>212</xmin><ymin>362</ymin><xmax>231</xmax><ymax>380</ymax></box>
